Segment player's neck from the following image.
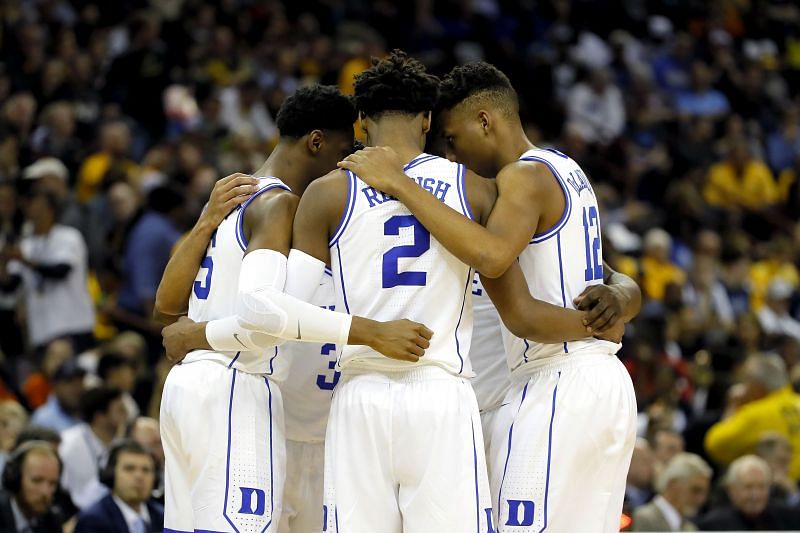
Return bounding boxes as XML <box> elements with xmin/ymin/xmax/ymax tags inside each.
<box><xmin>366</xmin><ymin>130</ymin><xmax>425</xmax><ymax>165</ymax></box>
<box><xmin>495</xmin><ymin>122</ymin><xmax>538</xmax><ymax>169</ymax></box>
<box><xmin>253</xmin><ymin>144</ymin><xmax>310</xmax><ymax>196</ymax></box>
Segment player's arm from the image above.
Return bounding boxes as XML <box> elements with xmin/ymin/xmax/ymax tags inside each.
<box><xmin>480</xmin><ymin>264</ymin><xmax>622</xmax><ymax>344</ymax></box>
<box><xmin>153</xmin><ymin>174</ymin><xmax>258</xmax><ymax>325</ymax></box>
<box><xmin>339</xmin><ymin>146</ymin><xmax>545</xmax><ymax>277</ymax></box>
<box><xmin>572</xmin><ymin>261</ymin><xmax>642</xmax><ymax>332</ymax></box>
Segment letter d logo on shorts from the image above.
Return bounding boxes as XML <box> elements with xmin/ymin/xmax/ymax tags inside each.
<box><xmin>238</xmin><ymin>486</ymin><xmax>266</xmax><ymax>515</ymax></box>
<box><xmin>505</xmin><ymin>499</ymin><xmax>535</xmax><ymax>527</ymax></box>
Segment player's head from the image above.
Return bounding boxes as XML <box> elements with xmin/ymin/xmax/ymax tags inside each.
<box><xmin>438</xmin><ymin>62</ymin><xmax>519</xmax><ymax>176</ymax></box>
<box><xmin>275</xmin><ymin>85</ymin><xmax>357</xmax><ymax>178</ymax></box>
<box><xmin>353</xmin><ymin>49</ymin><xmax>439</xmax><ymax>144</ymax></box>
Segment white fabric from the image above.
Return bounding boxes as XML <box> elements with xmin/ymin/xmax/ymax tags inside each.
<box><xmin>489</xmin><ymin>352</ymin><xmax>636</xmax><ymax>533</ymax></box>
<box><xmin>285</xmin><ymin>249</ymin><xmax>326</xmax><ymax>302</ymax></box>
<box><xmin>59</xmin><ymin>423</ymin><xmax>108</xmax><ymax>509</ymax></box>
<box><xmin>112</xmin><ymin>494</ymin><xmax>151</xmax><ymax>533</ymax></box>
<box><xmin>653</xmin><ymin>495</ymin><xmax>682</xmax><ymax>531</ymax></box>
<box><xmin>9</xmin><ymin>224</ymin><xmax>94</xmax><ymax>347</ymax></box>
<box><xmin>161</xmin><ymin>360</ymin><xmax>286</xmax><ymax>532</ymax></box>
<box><xmin>206</xmin><ymin>315</ymin><xmax>282</xmax><ymax>352</ymax></box>
<box><xmin>503</xmin><ymin>148</ymin><xmax>621</xmax><ymax>373</ymax></box>
<box><xmin>565</xmin><ymin>82</ymin><xmax>625</xmax><ymax>145</ymax></box>
<box><xmin>469</xmin><ymin>274</ymin><xmax>510</xmax><ymax>412</ymax></box>
<box><xmin>279</xmin><ymin>440</ymin><xmax>325</xmax><ymax>533</ymax></box>
<box><xmin>185</xmin><ymin>176</ymin><xmax>290</xmax><ymax>377</ymax></box>
<box><xmin>331</xmin><ymin>155</ymin><xmax>475</xmax><ymax>375</ymax></box>
<box><xmin>323</xmin><ymin>367</ymin><xmax>493</xmax><ymax>533</ymax></box>
<box><xmin>758</xmin><ymin>306</ymin><xmax>800</xmax><ymax>342</ymax></box>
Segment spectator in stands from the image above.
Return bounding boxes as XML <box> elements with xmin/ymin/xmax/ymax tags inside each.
<box><xmin>629</xmin><ymin>228</ymin><xmax>686</xmax><ymax>302</ymax></box>
<box><xmin>0</xmin><ymin>181</ymin><xmax>23</xmax><ymax>358</ymax></box>
<box><xmin>22</xmin><ymin>157</ymin><xmax>83</xmax><ymax>232</ymax></box>
<box><xmin>705</xmin><ymin>354</ymin><xmax>800</xmax><ymax>480</ymax></box>
<box><xmin>766</xmin><ymin>107</ymin><xmax>800</xmax><ymax>174</ymax></box>
<box><xmin>30</xmin><ymin>359</ymin><xmax>85</xmax><ymax>432</ymax></box>
<box><xmin>626</xmin><ymin>438</ymin><xmax>656</xmax><ymax>511</ymax></box>
<box><xmin>652</xmin><ymin>429</ymin><xmax>686</xmax><ymax>472</ymax></box>
<box><xmin>757</xmin><ymin>280</ymin><xmax>800</xmax><ymax>342</ymax></box>
<box><xmin>22</xmin><ymin>338</ymin><xmax>73</xmax><ymax>410</ymax></box>
<box><xmin>704</xmin><ymin>138</ymin><xmax>779</xmax><ymax>212</ymax></box>
<box><xmin>97</xmin><ymin>352</ymin><xmax>139</xmax><ymax>420</ymax></box>
<box><xmin>0</xmin><ymin>189</ymin><xmax>95</xmax><ymax>354</ymax></box>
<box><xmin>59</xmin><ymin>386</ymin><xmax>127</xmax><ymax>509</ymax></box>
<box><xmin>0</xmin><ymin>401</ymin><xmax>27</xmax><ymax>474</ymax></box>
<box><xmin>681</xmin><ymin>255</ymin><xmax>735</xmax><ymax>335</ymax></box>
<box><xmin>632</xmin><ymin>452</ymin><xmax>712</xmax><ymax>531</ymax></box>
<box><xmin>76</xmin><ymin>120</ymin><xmax>139</xmax><ymax>204</ymax></box>
<box><xmin>565</xmin><ymin>67</ymin><xmax>626</xmax><ymax>146</ymax></box>
<box><xmin>697</xmin><ymin>455</ymin><xmax>800</xmax><ymax>530</ymax></box>
<box><xmin>128</xmin><ymin>417</ymin><xmax>164</xmax><ymax>500</ymax></box>
<box><xmin>74</xmin><ymin>439</ymin><xmax>164</xmax><ymax>532</ymax></box>
<box><xmin>755</xmin><ymin>432</ymin><xmax>799</xmax><ymax>506</ymax></box>
<box><xmin>0</xmin><ymin>441</ymin><xmax>65</xmax><ymax>532</ymax></box>
<box><xmin>674</xmin><ymin>61</ymin><xmax>730</xmax><ymax>120</ymax></box>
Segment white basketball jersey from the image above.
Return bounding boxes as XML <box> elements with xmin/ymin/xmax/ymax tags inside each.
<box><xmin>330</xmin><ymin>154</ymin><xmax>475</xmax><ymax>375</ymax></box>
<box><xmin>468</xmin><ymin>274</ymin><xmax>510</xmax><ymax>412</ymax></box>
<box><xmin>502</xmin><ymin>148</ymin><xmax>621</xmax><ymax>373</ymax></box>
<box><xmin>185</xmin><ymin>177</ymin><xmax>291</xmax><ymax>377</ymax></box>
<box><xmin>279</xmin><ymin>270</ymin><xmax>339</xmax><ymax>443</ymax></box>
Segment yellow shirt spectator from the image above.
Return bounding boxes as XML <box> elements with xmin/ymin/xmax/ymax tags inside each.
<box><xmin>706</xmin><ymin>385</ymin><xmax>800</xmax><ymax>481</ymax></box>
<box><xmin>704</xmin><ymin>141</ymin><xmax>779</xmax><ymax>211</ymax></box>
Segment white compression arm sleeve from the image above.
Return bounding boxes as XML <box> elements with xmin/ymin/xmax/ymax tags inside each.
<box><xmin>213</xmin><ymin>249</ymin><xmax>351</xmax><ymax>347</ymax></box>
<box><xmin>205</xmin><ymin>316</ymin><xmax>282</xmax><ymax>352</ymax></box>
<box><xmin>284</xmin><ymin>249</ymin><xmax>326</xmax><ymax>300</ymax></box>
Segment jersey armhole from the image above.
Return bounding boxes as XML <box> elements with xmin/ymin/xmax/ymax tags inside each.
<box><xmin>520</xmin><ymin>156</ymin><xmax>572</xmax><ymax>244</ymax></box>
<box><xmin>234</xmin><ymin>182</ymin><xmax>292</xmax><ymax>251</ymax></box>
<box><xmin>328</xmin><ymin>171</ymin><xmax>356</xmax><ymax>247</ymax></box>
<box><xmin>456</xmin><ymin>164</ymin><xmax>475</xmax><ymax>221</ymax></box>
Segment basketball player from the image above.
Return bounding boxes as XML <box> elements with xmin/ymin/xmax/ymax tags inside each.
<box><xmin>286</xmin><ymin>50</ymin><xmax>622</xmax><ymax>533</ymax></box>
<box><xmin>338</xmin><ymin>62</ymin><xmax>640</xmax><ymax>532</ymax></box>
<box><xmin>153</xmin><ymin>85</ymin><xmax>432</xmax><ymax>533</ymax></box>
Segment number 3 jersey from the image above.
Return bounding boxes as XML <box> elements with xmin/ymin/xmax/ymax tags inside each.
<box><xmin>504</xmin><ymin>148</ymin><xmax>621</xmax><ymax>373</ymax></box>
<box><xmin>330</xmin><ymin>153</ymin><xmax>475</xmax><ymax>375</ymax></box>
<box><xmin>185</xmin><ymin>176</ymin><xmax>291</xmax><ymax>377</ymax></box>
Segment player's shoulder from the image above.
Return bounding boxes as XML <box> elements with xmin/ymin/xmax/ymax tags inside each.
<box><xmin>462</xmin><ymin>168</ymin><xmax>497</xmax><ymax>224</ymax></box>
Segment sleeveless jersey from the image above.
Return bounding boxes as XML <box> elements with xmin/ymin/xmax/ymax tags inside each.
<box><xmin>184</xmin><ymin>176</ymin><xmax>292</xmax><ymax>377</ymax></box>
<box><xmin>468</xmin><ymin>274</ymin><xmax>510</xmax><ymax>412</ymax></box>
<box><xmin>279</xmin><ymin>270</ymin><xmax>340</xmax><ymax>443</ymax></box>
<box><xmin>330</xmin><ymin>153</ymin><xmax>475</xmax><ymax>375</ymax></box>
<box><xmin>502</xmin><ymin>148</ymin><xmax>621</xmax><ymax>373</ymax></box>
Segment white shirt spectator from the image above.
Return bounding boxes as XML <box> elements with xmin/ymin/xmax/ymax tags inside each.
<box><xmin>59</xmin><ymin>422</ymin><xmax>109</xmax><ymax>509</ymax></box>
<box><xmin>219</xmin><ymin>86</ymin><xmax>277</xmax><ymax>142</ymax></box>
<box><xmin>758</xmin><ymin>306</ymin><xmax>800</xmax><ymax>342</ymax></box>
<box><xmin>566</xmin><ymin>77</ymin><xmax>626</xmax><ymax>145</ymax></box>
<box><xmin>8</xmin><ymin>224</ymin><xmax>94</xmax><ymax>347</ymax></box>
<box><xmin>113</xmin><ymin>494</ymin><xmax>151</xmax><ymax>533</ymax></box>
<box><xmin>653</xmin><ymin>494</ymin><xmax>683</xmax><ymax>531</ymax></box>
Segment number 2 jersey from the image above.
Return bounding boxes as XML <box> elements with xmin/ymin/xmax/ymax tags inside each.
<box><xmin>185</xmin><ymin>176</ymin><xmax>291</xmax><ymax>377</ymax></box>
<box><xmin>330</xmin><ymin>153</ymin><xmax>475</xmax><ymax>375</ymax></box>
<box><xmin>503</xmin><ymin>148</ymin><xmax>621</xmax><ymax>374</ymax></box>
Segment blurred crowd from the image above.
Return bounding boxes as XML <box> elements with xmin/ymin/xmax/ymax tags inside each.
<box><xmin>0</xmin><ymin>0</ymin><xmax>800</xmax><ymax>530</ymax></box>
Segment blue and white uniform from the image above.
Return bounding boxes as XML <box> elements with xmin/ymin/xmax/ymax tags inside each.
<box><xmin>489</xmin><ymin>149</ymin><xmax>637</xmax><ymax>533</ymax></box>
<box><xmin>323</xmin><ymin>154</ymin><xmax>493</xmax><ymax>533</ymax></box>
<box><xmin>160</xmin><ymin>177</ymin><xmax>290</xmax><ymax>533</ymax></box>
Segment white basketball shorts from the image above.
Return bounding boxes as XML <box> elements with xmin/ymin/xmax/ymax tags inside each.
<box><xmin>279</xmin><ymin>439</ymin><xmax>324</xmax><ymax>533</ymax></box>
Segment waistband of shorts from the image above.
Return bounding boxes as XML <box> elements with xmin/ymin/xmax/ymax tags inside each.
<box><xmin>342</xmin><ymin>364</ymin><xmax>461</xmax><ymax>383</ymax></box>
<box><xmin>511</xmin><ymin>350</ymin><xmax>618</xmax><ymax>382</ymax></box>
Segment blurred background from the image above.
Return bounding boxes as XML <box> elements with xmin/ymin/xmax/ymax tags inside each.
<box><xmin>0</xmin><ymin>0</ymin><xmax>800</xmax><ymax>530</ymax></box>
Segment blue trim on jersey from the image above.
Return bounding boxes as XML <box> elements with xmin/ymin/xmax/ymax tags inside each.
<box><xmin>453</xmin><ymin>269</ymin><xmax>472</xmax><ymax>375</ymax></box>
<box><xmin>403</xmin><ymin>153</ymin><xmax>437</xmax><ymax>171</ymax></box>
<box><xmin>223</xmin><ymin>370</ymin><xmax>239</xmax><ymax>533</ymax></box>
<box><xmin>456</xmin><ymin>164</ymin><xmax>474</xmax><ymax>221</ymax></box>
<box><xmin>324</xmin><ymin>267</ymin><xmax>333</xmax><ymax>277</ymax></box>
<box><xmin>262</xmin><ymin>377</ymin><xmax>275</xmax><ymax>533</ymax></box>
<box><xmin>335</xmin><ymin>244</ymin><xmax>351</xmax><ymax>314</ymax></box>
<box><xmin>520</xmin><ymin>156</ymin><xmax>573</xmax><ymax>244</ymax></box>
<box><xmin>335</xmin><ymin>506</ymin><xmax>340</xmax><ymax>532</ymax></box>
<box><xmin>267</xmin><ymin>346</ymin><xmax>278</xmax><ymax>375</ymax></box>
<box><xmin>556</xmin><ymin>233</ymin><xmax>569</xmax><ymax>354</ymax></box>
<box><xmin>522</xmin><ymin>340</ymin><xmax>530</xmax><ymax>363</ymax></box>
<box><xmin>539</xmin><ymin>372</ymin><xmax>561</xmax><ymax>533</ymax></box>
<box><xmin>227</xmin><ymin>352</ymin><xmax>241</xmax><ymax>369</ymax></box>
<box><xmin>329</xmin><ymin>171</ymin><xmax>356</xmax><ymax>246</ymax></box>
<box><xmin>471</xmin><ymin>420</ymin><xmax>480</xmax><ymax>533</ymax></box>
<box><xmin>235</xmin><ymin>181</ymin><xmax>292</xmax><ymax>251</ymax></box>
<box><xmin>497</xmin><ymin>383</ymin><xmax>529</xmax><ymax>519</ymax></box>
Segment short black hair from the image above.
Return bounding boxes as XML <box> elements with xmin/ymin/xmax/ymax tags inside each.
<box><xmin>275</xmin><ymin>85</ymin><xmax>356</xmax><ymax>138</ymax></box>
<box><xmin>439</xmin><ymin>62</ymin><xmax>518</xmax><ymax>116</ymax></box>
<box><xmin>97</xmin><ymin>352</ymin><xmax>134</xmax><ymax>381</ymax></box>
<box><xmin>353</xmin><ymin>49</ymin><xmax>439</xmax><ymax>119</ymax></box>
<box><xmin>80</xmin><ymin>385</ymin><xmax>124</xmax><ymax>423</ymax></box>
<box><xmin>16</xmin><ymin>426</ymin><xmax>61</xmax><ymax>448</ymax></box>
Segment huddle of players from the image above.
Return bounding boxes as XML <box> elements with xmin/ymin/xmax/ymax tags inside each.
<box><xmin>155</xmin><ymin>49</ymin><xmax>642</xmax><ymax>533</ymax></box>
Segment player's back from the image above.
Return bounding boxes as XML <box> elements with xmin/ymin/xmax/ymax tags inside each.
<box><xmin>184</xmin><ymin>176</ymin><xmax>291</xmax><ymax>376</ymax></box>
<box><xmin>503</xmin><ymin>148</ymin><xmax>620</xmax><ymax>373</ymax></box>
<box><xmin>330</xmin><ymin>153</ymin><xmax>474</xmax><ymax>375</ymax></box>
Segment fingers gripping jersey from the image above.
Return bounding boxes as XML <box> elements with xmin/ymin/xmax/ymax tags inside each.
<box><xmin>503</xmin><ymin>149</ymin><xmax>621</xmax><ymax>373</ymax></box>
<box><xmin>330</xmin><ymin>154</ymin><xmax>475</xmax><ymax>375</ymax></box>
<box><xmin>185</xmin><ymin>177</ymin><xmax>292</xmax><ymax>376</ymax></box>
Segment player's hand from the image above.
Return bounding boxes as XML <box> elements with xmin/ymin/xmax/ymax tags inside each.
<box><xmin>593</xmin><ymin>319</ymin><xmax>625</xmax><ymax>343</ymax></box>
<box><xmin>199</xmin><ymin>173</ymin><xmax>259</xmax><ymax>227</ymax></box>
<box><xmin>573</xmin><ymin>284</ymin><xmax>624</xmax><ymax>332</ymax></box>
<box><xmin>337</xmin><ymin>146</ymin><xmax>407</xmax><ymax>196</ymax></box>
<box><xmin>353</xmin><ymin>318</ymin><xmax>433</xmax><ymax>362</ymax></box>
<box><xmin>162</xmin><ymin>316</ymin><xmax>206</xmax><ymax>364</ymax></box>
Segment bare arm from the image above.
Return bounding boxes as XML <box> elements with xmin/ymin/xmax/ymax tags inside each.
<box><xmin>154</xmin><ymin>174</ymin><xmax>258</xmax><ymax>325</ymax></box>
<box><xmin>339</xmin><ymin>147</ymin><xmax>551</xmax><ymax>277</ymax></box>
<box><xmin>572</xmin><ymin>261</ymin><xmax>642</xmax><ymax>332</ymax></box>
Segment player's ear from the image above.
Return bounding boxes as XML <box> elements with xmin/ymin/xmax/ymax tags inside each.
<box><xmin>422</xmin><ymin>111</ymin><xmax>432</xmax><ymax>134</ymax></box>
<box><xmin>307</xmin><ymin>130</ymin><xmax>324</xmax><ymax>154</ymax></box>
<box><xmin>358</xmin><ymin>112</ymin><xmax>368</xmax><ymax>135</ymax></box>
<box><xmin>478</xmin><ymin>110</ymin><xmax>491</xmax><ymax>135</ymax></box>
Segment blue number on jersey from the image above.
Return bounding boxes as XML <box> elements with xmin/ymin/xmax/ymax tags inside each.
<box><xmin>582</xmin><ymin>206</ymin><xmax>603</xmax><ymax>281</ymax></box>
<box><xmin>382</xmin><ymin>215</ymin><xmax>430</xmax><ymax>288</ymax></box>
<box><xmin>193</xmin><ymin>230</ymin><xmax>217</xmax><ymax>299</ymax></box>
<box><xmin>316</xmin><ymin>343</ymin><xmax>340</xmax><ymax>390</ymax></box>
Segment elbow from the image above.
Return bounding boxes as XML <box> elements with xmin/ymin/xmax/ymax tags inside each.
<box><xmin>152</xmin><ymin>295</ymin><xmax>183</xmax><ymax>325</ymax></box>
<box><xmin>476</xmin><ymin>248</ymin><xmax>515</xmax><ymax>279</ymax></box>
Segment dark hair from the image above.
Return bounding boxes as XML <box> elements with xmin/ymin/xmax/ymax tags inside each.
<box><xmin>28</xmin><ymin>189</ymin><xmax>63</xmax><ymax>218</ymax></box>
<box><xmin>80</xmin><ymin>385</ymin><xmax>124</xmax><ymax>423</ymax></box>
<box><xmin>2</xmin><ymin>441</ymin><xmax>62</xmax><ymax>493</ymax></box>
<box><xmin>439</xmin><ymin>62</ymin><xmax>518</xmax><ymax>115</ymax></box>
<box><xmin>15</xmin><ymin>426</ymin><xmax>61</xmax><ymax>448</ymax></box>
<box><xmin>100</xmin><ymin>438</ymin><xmax>155</xmax><ymax>488</ymax></box>
<box><xmin>275</xmin><ymin>85</ymin><xmax>356</xmax><ymax>139</ymax></box>
<box><xmin>97</xmin><ymin>352</ymin><xmax>134</xmax><ymax>381</ymax></box>
<box><xmin>146</xmin><ymin>185</ymin><xmax>183</xmax><ymax>214</ymax></box>
<box><xmin>353</xmin><ymin>49</ymin><xmax>439</xmax><ymax>119</ymax></box>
